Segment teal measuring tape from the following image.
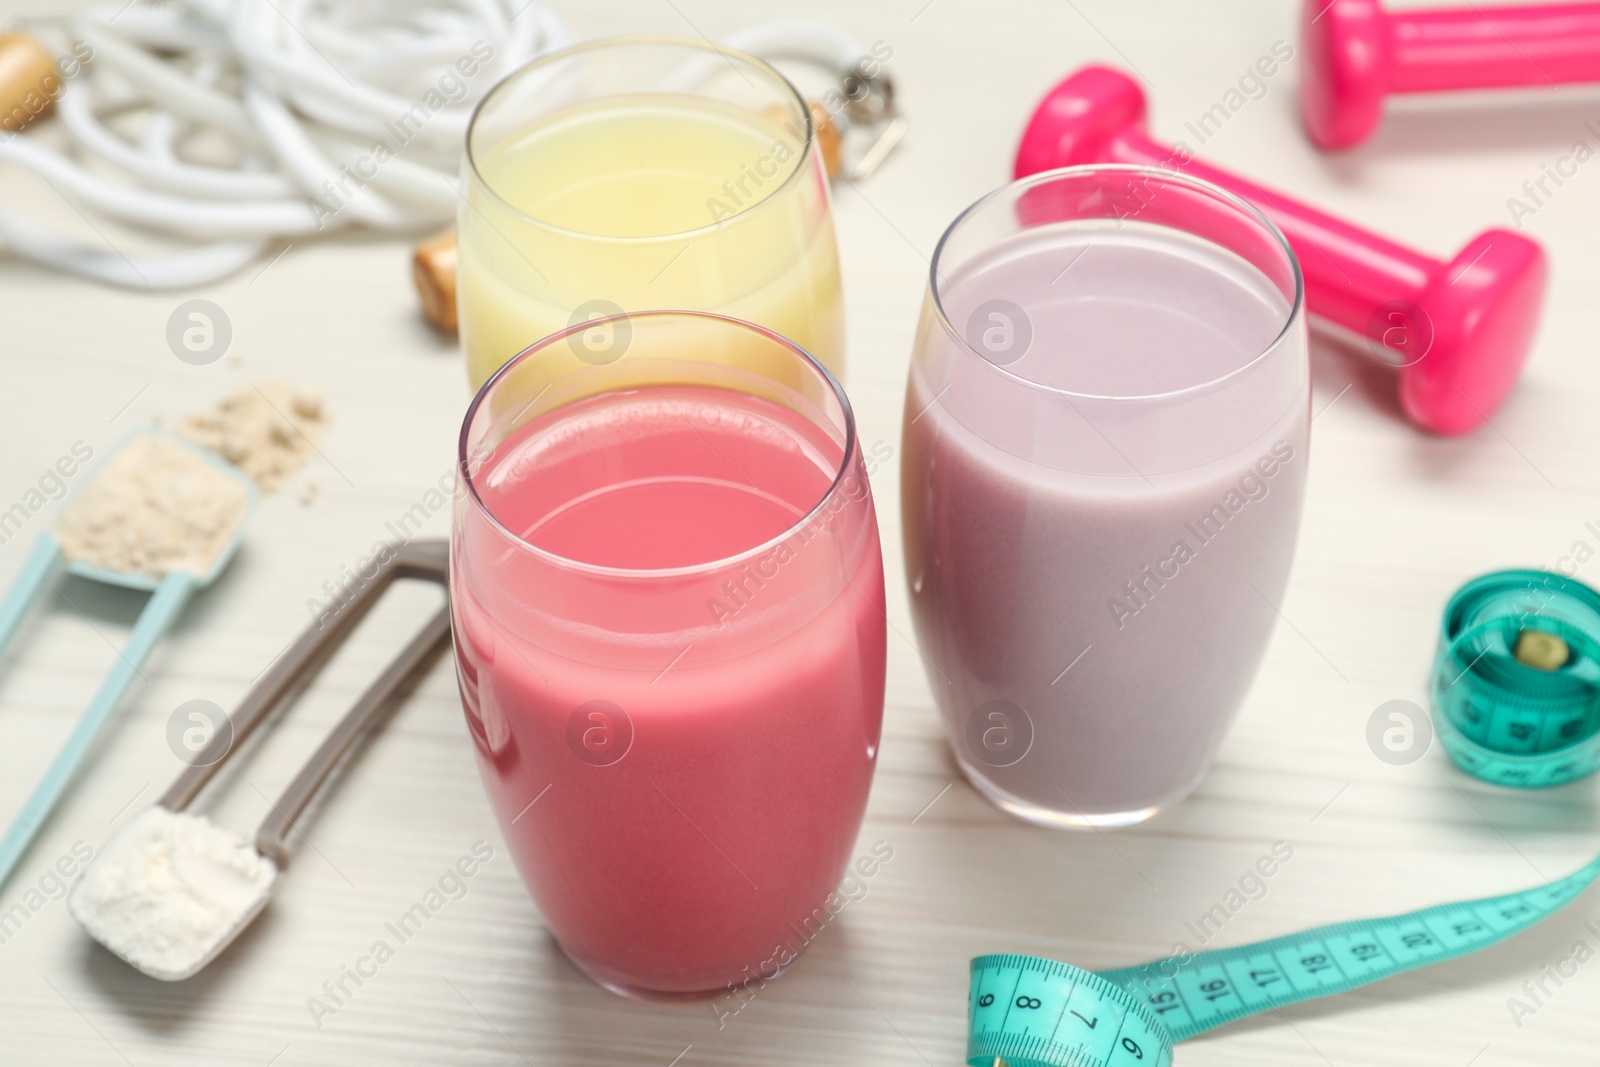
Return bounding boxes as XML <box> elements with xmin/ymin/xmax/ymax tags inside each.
<box><xmin>1433</xmin><ymin>570</ymin><xmax>1600</xmax><ymax>787</ymax></box>
<box><xmin>968</xmin><ymin>570</ymin><xmax>1600</xmax><ymax>1066</ymax></box>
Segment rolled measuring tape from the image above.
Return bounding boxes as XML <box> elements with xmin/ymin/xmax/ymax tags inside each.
<box><xmin>967</xmin><ymin>570</ymin><xmax>1600</xmax><ymax>1066</ymax></box>
<box><xmin>1433</xmin><ymin>569</ymin><xmax>1600</xmax><ymax>787</ymax></box>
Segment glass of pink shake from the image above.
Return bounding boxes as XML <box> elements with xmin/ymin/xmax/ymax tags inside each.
<box><xmin>452</xmin><ymin>311</ymin><xmax>885</xmax><ymax>1000</ymax></box>
<box><xmin>903</xmin><ymin>165</ymin><xmax>1309</xmax><ymax>829</ymax></box>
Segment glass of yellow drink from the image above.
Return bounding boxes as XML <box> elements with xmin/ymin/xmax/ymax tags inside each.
<box><xmin>460</xmin><ymin>36</ymin><xmax>845</xmax><ymax>390</ymax></box>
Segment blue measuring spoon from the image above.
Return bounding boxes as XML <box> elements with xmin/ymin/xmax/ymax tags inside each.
<box><xmin>0</xmin><ymin>430</ymin><xmax>255</xmax><ymax>889</ymax></box>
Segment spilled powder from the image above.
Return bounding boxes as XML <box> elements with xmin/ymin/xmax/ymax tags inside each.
<box><xmin>55</xmin><ymin>435</ymin><xmax>250</xmax><ymax>578</ymax></box>
<box><xmin>67</xmin><ymin>806</ymin><xmax>277</xmax><ymax>981</ymax></box>
<box><xmin>177</xmin><ymin>383</ymin><xmax>329</xmax><ymax>492</ymax></box>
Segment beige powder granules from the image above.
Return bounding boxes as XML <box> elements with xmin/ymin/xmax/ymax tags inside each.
<box><xmin>178</xmin><ymin>383</ymin><xmax>329</xmax><ymax>493</ymax></box>
<box><xmin>55</xmin><ymin>435</ymin><xmax>250</xmax><ymax>578</ymax></box>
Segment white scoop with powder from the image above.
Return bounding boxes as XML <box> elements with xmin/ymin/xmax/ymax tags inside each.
<box><xmin>64</xmin><ymin>539</ymin><xmax>452</xmax><ymax>981</ymax></box>
<box><xmin>68</xmin><ymin>808</ymin><xmax>278</xmax><ymax>980</ymax></box>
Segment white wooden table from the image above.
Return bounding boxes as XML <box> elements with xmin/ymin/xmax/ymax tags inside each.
<box><xmin>3</xmin><ymin>0</ymin><xmax>1599</xmax><ymax>1063</ymax></box>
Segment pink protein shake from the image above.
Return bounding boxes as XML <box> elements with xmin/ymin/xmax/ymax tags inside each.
<box><xmin>452</xmin><ymin>313</ymin><xmax>886</xmax><ymax>998</ymax></box>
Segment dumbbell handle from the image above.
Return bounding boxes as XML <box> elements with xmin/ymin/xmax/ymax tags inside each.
<box><xmin>1382</xmin><ymin>3</ymin><xmax>1600</xmax><ymax>92</ymax></box>
<box><xmin>1086</xmin><ymin>127</ymin><xmax>1434</xmax><ymax>337</ymax></box>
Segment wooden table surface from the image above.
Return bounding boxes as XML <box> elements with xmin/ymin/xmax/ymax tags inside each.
<box><xmin>3</xmin><ymin>0</ymin><xmax>1600</xmax><ymax>1063</ymax></box>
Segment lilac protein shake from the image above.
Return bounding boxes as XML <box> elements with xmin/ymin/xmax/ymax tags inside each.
<box><xmin>902</xmin><ymin>182</ymin><xmax>1310</xmax><ymax>828</ymax></box>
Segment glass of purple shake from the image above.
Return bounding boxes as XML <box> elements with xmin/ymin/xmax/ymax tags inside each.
<box><xmin>901</xmin><ymin>165</ymin><xmax>1309</xmax><ymax>828</ymax></box>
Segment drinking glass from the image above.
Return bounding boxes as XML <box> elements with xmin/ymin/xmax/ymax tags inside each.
<box><xmin>459</xmin><ymin>36</ymin><xmax>844</xmax><ymax>390</ymax></box>
<box><xmin>901</xmin><ymin>165</ymin><xmax>1310</xmax><ymax>829</ymax></box>
<box><xmin>451</xmin><ymin>310</ymin><xmax>885</xmax><ymax>999</ymax></box>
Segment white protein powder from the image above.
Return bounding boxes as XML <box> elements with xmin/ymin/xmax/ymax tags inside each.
<box><xmin>67</xmin><ymin>806</ymin><xmax>278</xmax><ymax>980</ymax></box>
<box><xmin>55</xmin><ymin>434</ymin><xmax>250</xmax><ymax>579</ymax></box>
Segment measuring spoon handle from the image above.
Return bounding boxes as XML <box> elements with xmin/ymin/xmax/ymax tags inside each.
<box><xmin>0</xmin><ymin>535</ymin><xmax>63</xmax><ymax>659</ymax></box>
<box><xmin>0</xmin><ymin>571</ymin><xmax>194</xmax><ymax>889</ymax></box>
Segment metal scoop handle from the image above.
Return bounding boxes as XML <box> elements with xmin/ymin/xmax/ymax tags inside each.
<box><xmin>158</xmin><ymin>540</ymin><xmax>451</xmax><ymax>863</ymax></box>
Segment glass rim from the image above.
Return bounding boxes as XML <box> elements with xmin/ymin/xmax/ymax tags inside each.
<box><xmin>928</xmin><ymin>163</ymin><xmax>1307</xmax><ymax>404</ymax></box>
<box><xmin>464</xmin><ymin>34</ymin><xmax>817</xmax><ymax>244</ymax></box>
<box><xmin>457</xmin><ymin>310</ymin><xmax>860</xmax><ymax>581</ymax></box>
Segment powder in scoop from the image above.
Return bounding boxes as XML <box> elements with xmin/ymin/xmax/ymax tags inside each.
<box><xmin>178</xmin><ymin>382</ymin><xmax>329</xmax><ymax>492</ymax></box>
<box><xmin>55</xmin><ymin>435</ymin><xmax>250</xmax><ymax>578</ymax></box>
<box><xmin>67</xmin><ymin>806</ymin><xmax>278</xmax><ymax>981</ymax></box>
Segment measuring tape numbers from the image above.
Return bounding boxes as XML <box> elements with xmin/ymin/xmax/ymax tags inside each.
<box><xmin>969</xmin><ymin>570</ymin><xmax>1600</xmax><ymax>1065</ymax></box>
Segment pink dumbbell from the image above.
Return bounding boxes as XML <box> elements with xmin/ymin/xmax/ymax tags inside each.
<box><xmin>1303</xmin><ymin>0</ymin><xmax>1600</xmax><ymax>149</ymax></box>
<box><xmin>1014</xmin><ymin>65</ymin><xmax>1547</xmax><ymax>436</ymax></box>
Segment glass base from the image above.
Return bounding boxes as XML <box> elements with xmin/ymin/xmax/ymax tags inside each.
<box><xmin>568</xmin><ymin>945</ymin><xmax>801</xmax><ymax>1003</ymax></box>
<box><xmin>571</xmin><ymin>956</ymin><xmax>726</xmax><ymax>1003</ymax></box>
<box><xmin>956</xmin><ymin>753</ymin><xmax>1209</xmax><ymax>830</ymax></box>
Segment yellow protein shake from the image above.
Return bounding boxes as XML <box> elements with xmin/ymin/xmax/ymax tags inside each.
<box><xmin>460</xmin><ymin>39</ymin><xmax>844</xmax><ymax>390</ymax></box>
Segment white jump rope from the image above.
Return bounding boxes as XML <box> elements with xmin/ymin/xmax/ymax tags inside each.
<box><xmin>0</xmin><ymin>4</ymin><xmax>883</xmax><ymax>288</ymax></box>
